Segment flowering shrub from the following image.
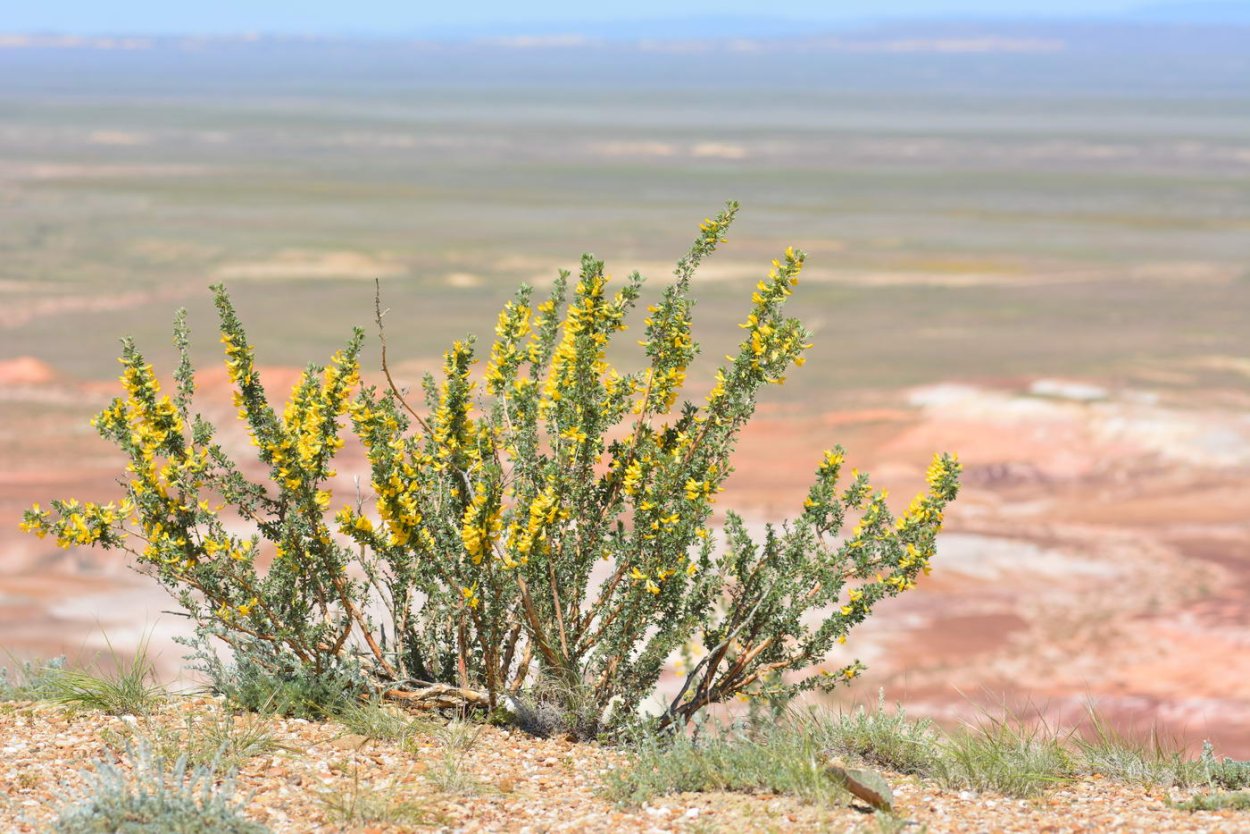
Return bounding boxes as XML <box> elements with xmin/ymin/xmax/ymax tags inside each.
<box><xmin>21</xmin><ymin>203</ymin><xmax>959</xmax><ymax>734</ymax></box>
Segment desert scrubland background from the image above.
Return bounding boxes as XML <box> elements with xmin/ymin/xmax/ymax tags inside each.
<box><xmin>2</xmin><ymin>16</ymin><xmax>1249</xmax><ymax>752</ymax></box>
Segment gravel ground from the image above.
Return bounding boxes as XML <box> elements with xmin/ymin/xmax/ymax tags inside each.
<box><xmin>1</xmin><ymin>698</ymin><xmax>1246</xmax><ymax>833</ymax></box>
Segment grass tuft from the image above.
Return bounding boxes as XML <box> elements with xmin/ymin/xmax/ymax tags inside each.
<box><xmin>937</xmin><ymin>713</ymin><xmax>1072</xmax><ymax>798</ymax></box>
<box><xmin>425</xmin><ymin>753</ymin><xmax>490</xmax><ymax>795</ymax></box>
<box><xmin>603</xmin><ymin>722</ymin><xmax>847</xmax><ymax>808</ymax></box>
<box><xmin>335</xmin><ymin>696</ymin><xmax>432</xmax><ymax>744</ymax></box>
<box><xmin>810</xmin><ymin>691</ymin><xmax>941</xmax><ymax>775</ymax></box>
<box><xmin>1173</xmin><ymin>790</ymin><xmax>1250</xmax><ymax>812</ymax></box>
<box><xmin>1073</xmin><ymin>707</ymin><xmax>1200</xmax><ymax>788</ymax></box>
<box><xmin>424</xmin><ymin>719</ymin><xmax>490</xmax><ymax>795</ymax></box>
<box><xmin>46</xmin><ymin>639</ymin><xmax>166</xmax><ymax>716</ymax></box>
<box><xmin>0</xmin><ymin>655</ymin><xmax>67</xmax><ymax>701</ymax></box>
<box><xmin>317</xmin><ymin>767</ymin><xmax>439</xmax><ymax>827</ymax></box>
<box><xmin>104</xmin><ymin>707</ymin><xmax>291</xmax><ymax>772</ymax></box>
<box><xmin>511</xmin><ymin>674</ymin><xmax>602</xmax><ymax>740</ymax></box>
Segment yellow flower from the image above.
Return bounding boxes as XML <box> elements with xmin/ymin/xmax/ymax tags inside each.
<box><xmin>623</xmin><ymin>460</ymin><xmax>645</xmax><ymax>496</ymax></box>
<box><xmin>926</xmin><ymin>452</ymin><xmax>957</xmax><ymax>489</ymax></box>
<box><xmin>461</xmin><ymin>485</ymin><xmax>502</xmax><ymax>565</ymax></box>
<box><xmin>560</xmin><ymin>426</ymin><xmax>588</xmax><ymax>444</ymax></box>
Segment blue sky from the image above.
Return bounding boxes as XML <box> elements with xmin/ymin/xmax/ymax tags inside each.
<box><xmin>4</xmin><ymin>0</ymin><xmax>1148</xmax><ymax>36</ymax></box>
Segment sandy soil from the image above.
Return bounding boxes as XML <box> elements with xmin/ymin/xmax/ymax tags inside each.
<box><xmin>1</xmin><ymin>698</ymin><xmax>1247</xmax><ymax>833</ymax></box>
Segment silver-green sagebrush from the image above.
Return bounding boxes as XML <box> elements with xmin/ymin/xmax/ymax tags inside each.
<box><xmin>20</xmin><ymin>203</ymin><xmax>960</xmax><ymax>735</ymax></box>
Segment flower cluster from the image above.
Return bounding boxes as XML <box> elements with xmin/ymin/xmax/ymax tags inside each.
<box><xmin>19</xmin><ymin>499</ymin><xmax>128</xmax><ymax>549</ymax></box>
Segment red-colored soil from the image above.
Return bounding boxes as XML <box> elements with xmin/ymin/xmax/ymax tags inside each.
<box><xmin>3</xmin><ymin>366</ymin><xmax>1249</xmax><ymax>756</ymax></box>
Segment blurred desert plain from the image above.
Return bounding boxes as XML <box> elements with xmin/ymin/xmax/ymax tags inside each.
<box><xmin>2</xmin><ymin>17</ymin><xmax>1249</xmax><ymax>751</ymax></box>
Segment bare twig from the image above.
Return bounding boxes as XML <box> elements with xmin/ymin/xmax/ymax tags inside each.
<box><xmin>374</xmin><ymin>279</ymin><xmax>433</xmax><ymax>435</ymax></box>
